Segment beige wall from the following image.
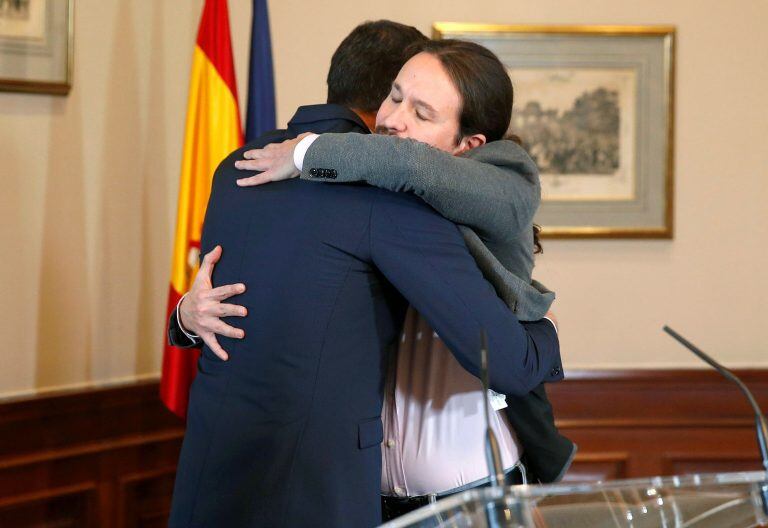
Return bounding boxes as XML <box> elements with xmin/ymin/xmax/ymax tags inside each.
<box><xmin>1</xmin><ymin>0</ymin><xmax>766</xmax><ymax>398</ymax></box>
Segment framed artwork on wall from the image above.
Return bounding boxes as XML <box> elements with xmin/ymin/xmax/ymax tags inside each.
<box><xmin>0</xmin><ymin>0</ymin><xmax>72</xmax><ymax>95</ymax></box>
<box><xmin>434</xmin><ymin>23</ymin><xmax>675</xmax><ymax>238</ymax></box>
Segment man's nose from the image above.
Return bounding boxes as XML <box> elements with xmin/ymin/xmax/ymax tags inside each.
<box><xmin>381</xmin><ymin>106</ymin><xmax>407</xmax><ymax>134</ymax></box>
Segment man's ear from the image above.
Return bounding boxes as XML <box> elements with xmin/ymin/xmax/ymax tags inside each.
<box><xmin>453</xmin><ymin>133</ymin><xmax>486</xmax><ymax>155</ymax></box>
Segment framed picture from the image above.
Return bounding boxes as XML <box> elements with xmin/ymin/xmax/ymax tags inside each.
<box><xmin>434</xmin><ymin>24</ymin><xmax>675</xmax><ymax>238</ymax></box>
<box><xmin>0</xmin><ymin>0</ymin><xmax>73</xmax><ymax>94</ymax></box>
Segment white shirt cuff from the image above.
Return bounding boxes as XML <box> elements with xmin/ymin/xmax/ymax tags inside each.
<box><xmin>176</xmin><ymin>293</ymin><xmax>199</xmax><ymax>340</ymax></box>
<box><xmin>293</xmin><ymin>133</ymin><xmax>320</xmax><ymax>171</ymax></box>
<box><xmin>543</xmin><ymin>316</ymin><xmax>558</xmax><ymax>334</ymax></box>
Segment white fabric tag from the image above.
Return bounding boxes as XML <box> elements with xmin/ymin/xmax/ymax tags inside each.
<box><xmin>488</xmin><ymin>389</ymin><xmax>507</xmax><ymax>411</ymax></box>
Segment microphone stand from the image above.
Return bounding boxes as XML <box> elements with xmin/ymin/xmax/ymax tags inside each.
<box><xmin>480</xmin><ymin>330</ymin><xmax>505</xmax><ymax>527</ymax></box>
<box><xmin>663</xmin><ymin>325</ymin><xmax>768</xmax><ymax>516</ymax></box>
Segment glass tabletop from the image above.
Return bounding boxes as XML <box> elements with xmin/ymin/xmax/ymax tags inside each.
<box><xmin>380</xmin><ymin>471</ymin><xmax>768</xmax><ymax>528</ymax></box>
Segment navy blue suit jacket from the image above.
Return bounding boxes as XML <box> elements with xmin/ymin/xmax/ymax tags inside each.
<box><xmin>168</xmin><ymin>105</ymin><xmax>562</xmax><ymax>528</ymax></box>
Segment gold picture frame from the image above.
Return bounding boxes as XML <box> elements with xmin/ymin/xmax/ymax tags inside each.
<box><xmin>434</xmin><ymin>23</ymin><xmax>675</xmax><ymax>238</ymax></box>
<box><xmin>0</xmin><ymin>0</ymin><xmax>73</xmax><ymax>95</ymax></box>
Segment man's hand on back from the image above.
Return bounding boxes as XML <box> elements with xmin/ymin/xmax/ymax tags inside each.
<box><xmin>179</xmin><ymin>245</ymin><xmax>248</xmax><ymax>360</ymax></box>
<box><xmin>234</xmin><ymin>132</ymin><xmax>313</xmax><ymax>186</ymax></box>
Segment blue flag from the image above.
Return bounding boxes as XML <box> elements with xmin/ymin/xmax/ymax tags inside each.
<box><xmin>245</xmin><ymin>0</ymin><xmax>276</xmax><ymax>141</ymax></box>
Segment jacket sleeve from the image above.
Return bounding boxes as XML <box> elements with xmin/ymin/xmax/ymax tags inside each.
<box><xmin>167</xmin><ymin>307</ymin><xmax>203</xmax><ymax>349</ymax></box>
<box><xmin>300</xmin><ymin>134</ymin><xmax>540</xmax><ymax>242</ymax></box>
<box><xmin>368</xmin><ymin>193</ymin><xmax>562</xmax><ymax>396</ymax></box>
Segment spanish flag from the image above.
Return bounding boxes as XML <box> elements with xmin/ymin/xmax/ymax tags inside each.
<box><xmin>160</xmin><ymin>0</ymin><xmax>243</xmax><ymax>418</ymax></box>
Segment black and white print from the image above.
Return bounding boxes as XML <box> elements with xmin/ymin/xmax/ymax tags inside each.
<box><xmin>510</xmin><ymin>68</ymin><xmax>637</xmax><ymax>202</ymax></box>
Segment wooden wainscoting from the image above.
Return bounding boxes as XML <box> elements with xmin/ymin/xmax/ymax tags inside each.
<box><xmin>0</xmin><ymin>370</ymin><xmax>766</xmax><ymax>526</ymax></box>
<box><xmin>0</xmin><ymin>381</ymin><xmax>184</xmax><ymax>528</ymax></box>
<box><xmin>548</xmin><ymin>370</ymin><xmax>768</xmax><ymax>482</ymax></box>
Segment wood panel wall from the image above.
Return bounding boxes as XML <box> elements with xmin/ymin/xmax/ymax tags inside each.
<box><xmin>0</xmin><ymin>370</ymin><xmax>765</xmax><ymax>526</ymax></box>
<box><xmin>549</xmin><ymin>370</ymin><xmax>768</xmax><ymax>482</ymax></box>
<box><xmin>0</xmin><ymin>382</ymin><xmax>183</xmax><ymax>527</ymax></box>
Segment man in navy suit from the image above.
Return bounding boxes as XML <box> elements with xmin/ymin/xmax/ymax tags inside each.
<box><xmin>168</xmin><ymin>21</ymin><xmax>563</xmax><ymax>528</ymax></box>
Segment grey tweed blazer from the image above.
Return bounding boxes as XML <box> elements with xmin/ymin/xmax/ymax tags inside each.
<box><xmin>300</xmin><ymin>134</ymin><xmax>554</xmax><ymax>321</ymax></box>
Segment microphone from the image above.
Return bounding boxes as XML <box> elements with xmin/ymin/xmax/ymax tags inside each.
<box><xmin>480</xmin><ymin>330</ymin><xmax>506</xmax><ymax>528</ymax></box>
<box><xmin>480</xmin><ymin>330</ymin><xmax>506</xmax><ymax>488</ymax></box>
<box><xmin>663</xmin><ymin>325</ymin><xmax>768</xmax><ymax>515</ymax></box>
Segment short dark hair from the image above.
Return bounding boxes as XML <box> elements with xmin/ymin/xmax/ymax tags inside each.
<box><xmin>408</xmin><ymin>39</ymin><xmax>513</xmax><ymax>142</ymax></box>
<box><xmin>327</xmin><ymin>20</ymin><xmax>427</xmax><ymax>113</ymax></box>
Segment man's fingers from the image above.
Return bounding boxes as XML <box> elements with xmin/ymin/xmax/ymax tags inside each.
<box><xmin>208</xmin><ymin>283</ymin><xmax>246</xmax><ymax>301</ymax></box>
<box><xmin>211</xmin><ymin>320</ymin><xmax>245</xmax><ymax>339</ymax></box>
<box><xmin>217</xmin><ymin>302</ymin><xmax>248</xmax><ymax>317</ymax></box>
<box><xmin>202</xmin><ymin>334</ymin><xmax>229</xmax><ymax>361</ymax></box>
<box><xmin>199</xmin><ymin>245</ymin><xmax>222</xmax><ymax>277</ymax></box>
<box><xmin>242</xmin><ymin>148</ymin><xmax>268</xmax><ymax>160</ymax></box>
<box><xmin>236</xmin><ymin>171</ymin><xmax>277</xmax><ymax>187</ymax></box>
<box><xmin>235</xmin><ymin>159</ymin><xmax>270</xmax><ymax>171</ymax></box>
<box><xmin>544</xmin><ymin>310</ymin><xmax>559</xmax><ymax>331</ymax></box>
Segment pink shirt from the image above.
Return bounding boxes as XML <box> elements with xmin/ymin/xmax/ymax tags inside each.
<box><xmin>381</xmin><ymin>309</ymin><xmax>522</xmax><ymax>497</ymax></box>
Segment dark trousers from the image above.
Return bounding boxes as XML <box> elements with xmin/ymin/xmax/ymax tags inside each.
<box><xmin>380</xmin><ymin>465</ymin><xmax>526</xmax><ymax>523</ymax></box>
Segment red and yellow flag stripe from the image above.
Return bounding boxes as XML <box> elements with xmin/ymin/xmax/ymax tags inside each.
<box><xmin>161</xmin><ymin>0</ymin><xmax>243</xmax><ymax>418</ymax></box>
